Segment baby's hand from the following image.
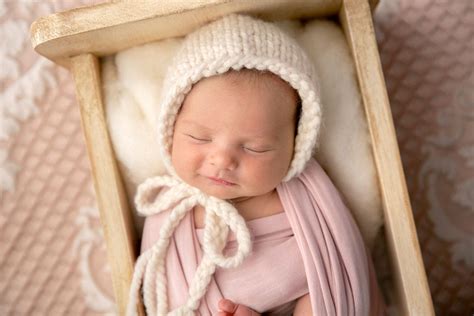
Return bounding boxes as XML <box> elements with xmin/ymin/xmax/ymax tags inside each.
<box><xmin>217</xmin><ymin>299</ymin><xmax>261</xmax><ymax>316</ymax></box>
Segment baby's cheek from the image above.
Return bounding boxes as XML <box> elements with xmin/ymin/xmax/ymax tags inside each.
<box><xmin>173</xmin><ymin>147</ymin><xmax>203</xmax><ymax>181</ymax></box>
<box><xmin>171</xmin><ymin>142</ymin><xmax>189</xmax><ymax>174</ymax></box>
<box><xmin>248</xmin><ymin>160</ymin><xmax>285</xmax><ymax>186</ymax></box>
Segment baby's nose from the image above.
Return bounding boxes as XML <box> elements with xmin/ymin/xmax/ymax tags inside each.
<box><xmin>209</xmin><ymin>148</ymin><xmax>238</xmax><ymax>170</ymax></box>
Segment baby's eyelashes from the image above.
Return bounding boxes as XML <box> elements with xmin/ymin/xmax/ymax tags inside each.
<box><xmin>242</xmin><ymin>146</ymin><xmax>273</xmax><ymax>154</ymax></box>
<box><xmin>183</xmin><ymin>133</ymin><xmax>274</xmax><ymax>153</ymax></box>
<box><xmin>185</xmin><ymin>133</ymin><xmax>211</xmax><ymax>143</ymax></box>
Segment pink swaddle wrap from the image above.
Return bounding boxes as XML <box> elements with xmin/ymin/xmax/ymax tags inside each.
<box><xmin>140</xmin><ymin>159</ymin><xmax>385</xmax><ymax>315</ymax></box>
<box><xmin>142</xmin><ymin>208</ymin><xmax>308</xmax><ymax>314</ymax></box>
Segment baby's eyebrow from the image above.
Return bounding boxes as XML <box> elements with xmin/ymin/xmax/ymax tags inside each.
<box><xmin>179</xmin><ymin>119</ymin><xmax>213</xmax><ymax>131</ymax></box>
<box><xmin>246</xmin><ymin>134</ymin><xmax>272</xmax><ymax>141</ymax></box>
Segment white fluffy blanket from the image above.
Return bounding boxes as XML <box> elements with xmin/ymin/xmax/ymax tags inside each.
<box><xmin>102</xmin><ymin>19</ymin><xmax>382</xmax><ymax>248</ymax></box>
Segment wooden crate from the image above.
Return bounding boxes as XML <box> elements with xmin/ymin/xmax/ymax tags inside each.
<box><xmin>30</xmin><ymin>0</ymin><xmax>434</xmax><ymax>315</ymax></box>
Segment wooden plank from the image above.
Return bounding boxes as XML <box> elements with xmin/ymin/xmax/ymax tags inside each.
<box><xmin>70</xmin><ymin>54</ymin><xmax>144</xmax><ymax>316</ymax></box>
<box><xmin>339</xmin><ymin>0</ymin><xmax>434</xmax><ymax>314</ymax></box>
<box><xmin>31</xmin><ymin>0</ymin><xmax>341</xmax><ymax>67</ymax></box>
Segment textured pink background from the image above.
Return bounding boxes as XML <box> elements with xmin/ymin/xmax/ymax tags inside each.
<box><xmin>1</xmin><ymin>0</ymin><xmax>472</xmax><ymax>315</ymax></box>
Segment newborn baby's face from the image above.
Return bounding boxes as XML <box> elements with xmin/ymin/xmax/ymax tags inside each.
<box><xmin>171</xmin><ymin>71</ymin><xmax>298</xmax><ymax>201</ymax></box>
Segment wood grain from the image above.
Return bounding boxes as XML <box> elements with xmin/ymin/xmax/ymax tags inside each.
<box><xmin>339</xmin><ymin>0</ymin><xmax>434</xmax><ymax>314</ymax></box>
<box><xmin>30</xmin><ymin>0</ymin><xmax>433</xmax><ymax>314</ymax></box>
<box><xmin>31</xmin><ymin>0</ymin><xmax>341</xmax><ymax>67</ymax></box>
<box><xmin>70</xmin><ymin>54</ymin><xmax>145</xmax><ymax>316</ymax></box>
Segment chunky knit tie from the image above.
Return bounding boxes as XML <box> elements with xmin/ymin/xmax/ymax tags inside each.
<box><xmin>127</xmin><ymin>175</ymin><xmax>252</xmax><ymax>316</ymax></box>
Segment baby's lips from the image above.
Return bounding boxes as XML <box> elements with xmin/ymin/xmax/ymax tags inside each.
<box><xmin>207</xmin><ymin>176</ymin><xmax>236</xmax><ymax>186</ymax></box>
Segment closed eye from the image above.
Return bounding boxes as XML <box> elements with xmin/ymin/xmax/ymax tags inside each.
<box><xmin>243</xmin><ymin>146</ymin><xmax>272</xmax><ymax>154</ymax></box>
<box><xmin>185</xmin><ymin>134</ymin><xmax>211</xmax><ymax>143</ymax></box>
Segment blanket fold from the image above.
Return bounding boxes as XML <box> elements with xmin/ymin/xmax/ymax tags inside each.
<box><xmin>277</xmin><ymin>159</ymin><xmax>377</xmax><ymax>315</ymax></box>
<box><xmin>131</xmin><ymin>159</ymin><xmax>384</xmax><ymax>315</ymax></box>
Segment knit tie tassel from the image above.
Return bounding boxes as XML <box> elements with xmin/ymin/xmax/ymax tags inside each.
<box><xmin>127</xmin><ymin>175</ymin><xmax>252</xmax><ymax>316</ymax></box>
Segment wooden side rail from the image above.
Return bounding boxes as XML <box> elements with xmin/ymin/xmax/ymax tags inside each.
<box><xmin>31</xmin><ymin>0</ymin><xmax>342</xmax><ymax>68</ymax></box>
<box><xmin>70</xmin><ymin>54</ymin><xmax>144</xmax><ymax>316</ymax></box>
<box><xmin>339</xmin><ymin>0</ymin><xmax>434</xmax><ymax>314</ymax></box>
<box><xmin>28</xmin><ymin>0</ymin><xmax>432</xmax><ymax>314</ymax></box>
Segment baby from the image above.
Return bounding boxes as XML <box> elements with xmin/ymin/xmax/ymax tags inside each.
<box><xmin>128</xmin><ymin>14</ymin><xmax>383</xmax><ymax>316</ymax></box>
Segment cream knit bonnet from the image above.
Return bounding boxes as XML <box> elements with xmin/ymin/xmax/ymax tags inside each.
<box><xmin>128</xmin><ymin>14</ymin><xmax>321</xmax><ymax>316</ymax></box>
<box><xmin>158</xmin><ymin>14</ymin><xmax>321</xmax><ymax>181</ymax></box>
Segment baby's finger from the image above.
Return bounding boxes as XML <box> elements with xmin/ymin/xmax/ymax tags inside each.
<box><xmin>218</xmin><ymin>299</ymin><xmax>238</xmax><ymax>313</ymax></box>
<box><xmin>233</xmin><ymin>304</ymin><xmax>260</xmax><ymax>316</ymax></box>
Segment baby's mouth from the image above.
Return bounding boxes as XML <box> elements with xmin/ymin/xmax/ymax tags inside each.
<box><xmin>206</xmin><ymin>176</ymin><xmax>236</xmax><ymax>186</ymax></box>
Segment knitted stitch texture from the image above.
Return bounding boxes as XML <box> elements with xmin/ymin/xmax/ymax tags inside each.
<box><xmin>129</xmin><ymin>14</ymin><xmax>322</xmax><ymax>315</ymax></box>
<box><xmin>157</xmin><ymin>14</ymin><xmax>321</xmax><ymax>182</ymax></box>
<box><xmin>128</xmin><ymin>176</ymin><xmax>251</xmax><ymax>315</ymax></box>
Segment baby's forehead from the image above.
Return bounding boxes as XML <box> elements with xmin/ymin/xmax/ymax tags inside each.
<box><xmin>176</xmin><ymin>70</ymin><xmax>300</xmax><ymax>132</ymax></box>
<box><xmin>189</xmin><ymin>69</ymin><xmax>300</xmax><ymax>101</ymax></box>
<box><xmin>224</xmin><ymin>69</ymin><xmax>294</xmax><ymax>89</ymax></box>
